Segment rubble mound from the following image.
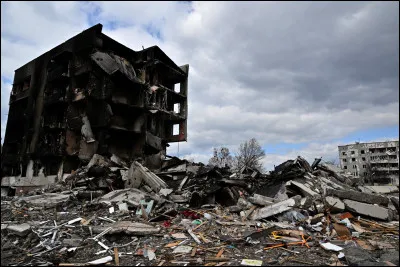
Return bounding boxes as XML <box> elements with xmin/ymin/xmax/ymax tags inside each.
<box><xmin>1</xmin><ymin>155</ymin><xmax>398</xmax><ymax>266</ymax></box>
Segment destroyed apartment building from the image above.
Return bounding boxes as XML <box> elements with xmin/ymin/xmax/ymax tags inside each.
<box><xmin>339</xmin><ymin>141</ymin><xmax>399</xmax><ymax>185</ymax></box>
<box><xmin>1</xmin><ymin>23</ymin><xmax>189</xmax><ymax>193</ymax></box>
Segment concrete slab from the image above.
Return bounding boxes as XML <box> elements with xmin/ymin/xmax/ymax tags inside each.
<box><xmin>390</xmin><ymin>197</ymin><xmax>399</xmax><ymax>211</ymax></box>
<box><xmin>118</xmin><ymin>203</ymin><xmax>129</xmax><ymax>211</ymax></box>
<box><xmin>92</xmin><ymin>221</ymin><xmax>160</xmax><ymax>235</ymax></box>
<box><xmin>170</xmin><ymin>194</ymin><xmax>188</xmax><ymax>203</ymax></box>
<box><xmin>343</xmin><ymin>199</ymin><xmax>393</xmax><ymax>221</ymax></box>
<box><xmin>250</xmin><ymin>195</ymin><xmax>302</xmax><ymax>220</ymax></box>
<box><xmin>343</xmin><ymin>247</ymin><xmax>376</xmax><ymax>266</ymax></box>
<box><xmin>326</xmin><ymin>188</ymin><xmax>389</xmax><ymax>206</ymax></box>
<box><xmin>1</xmin><ymin>175</ymin><xmax>57</xmax><ymax>187</ymax></box>
<box><xmin>159</xmin><ymin>188</ymin><xmax>173</xmax><ymax>196</ymax></box>
<box><xmin>6</xmin><ymin>223</ymin><xmax>31</xmax><ymax>237</ymax></box>
<box><xmin>325</xmin><ymin>196</ymin><xmax>345</xmax><ymax>212</ymax></box>
<box><xmin>274</xmin><ymin>184</ymin><xmax>289</xmax><ymax>201</ymax></box>
<box><xmin>1</xmin><ymin>187</ymin><xmax>9</xmax><ymax>197</ymax></box>
<box><xmin>126</xmin><ymin>161</ymin><xmax>168</xmax><ymax>192</ymax></box>
<box><xmin>299</xmin><ymin>197</ymin><xmax>313</xmax><ymax>209</ymax></box>
<box><xmin>289</xmin><ymin>181</ymin><xmax>318</xmax><ymax>197</ymax></box>
<box><xmin>364</xmin><ymin>186</ymin><xmax>399</xmax><ymax>194</ymax></box>
<box><xmin>96</xmin><ymin>188</ymin><xmax>146</xmax><ymax>204</ymax></box>
<box><xmin>19</xmin><ymin>193</ymin><xmax>70</xmax><ymax>208</ymax></box>
<box><xmin>248</xmin><ymin>194</ymin><xmax>275</xmax><ymax>206</ymax></box>
<box><xmin>320</xmin><ymin>177</ymin><xmax>344</xmax><ymax>190</ymax></box>
<box><xmin>358</xmin><ymin>186</ymin><xmax>375</xmax><ymax>194</ymax></box>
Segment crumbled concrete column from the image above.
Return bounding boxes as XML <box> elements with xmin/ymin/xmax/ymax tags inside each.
<box><xmin>343</xmin><ymin>199</ymin><xmax>393</xmax><ymax>221</ymax></box>
<box><xmin>250</xmin><ymin>195</ymin><xmax>301</xmax><ymax>220</ymax></box>
<box><xmin>326</xmin><ymin>188</ymin><xmax>389</xmax><ymax>206</ymax></box>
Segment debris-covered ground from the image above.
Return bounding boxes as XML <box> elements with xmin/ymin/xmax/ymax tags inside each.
<box><xmin>1</xmin><ymin>155</ymin><xmax>399</xmax><ymax>266</ymax></box>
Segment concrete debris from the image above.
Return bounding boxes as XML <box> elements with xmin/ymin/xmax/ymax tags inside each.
<box><xmin>5</xmin><ymin>223</ymin><xmax>32</xmax><ymax>237</ymax></box>
<box><xmin>159</xmin><ymin>188</ymin><xmax>173</xmax><ymax>197</ymax></box>
<box><xmin>18</xmin><ymin>193</ymin><xmax>70</xmax><ymax>208</ymax></box>
<box><xmin>172</xmin><ymin>245</ymin><xmax>193</xmax><ymax>254</ymax></box>
<box><xmin>86</xmin><ymin>256</ymin><xmax>113</xmax><ymax>265</ymax></box>
<box><xmin>91</xmin><ymin>221</ymin><xmax>160</xmax><ymax>236</ymax></box>
<box><xmin>247</xmin><ymin>194</ymin><xmax>275</xmax><ymax>206</ymax></box>
<box><xmin>343</xmin><ymin>199</ymin><xmax>393</xmax><ymax>221</ymax></box>
<box><xmin>326</xmin><ymin>188</ymin><xmax>390</xmax><ymax>206</ymax></box>
<box><xmin>320</xmin><ymin>242</ymin><xmax>343</xmax><ymax>251</ymax></box>
<box><xmin>5</xmin><ymin>23</ymin><xmax>398</xmax><ymax>264</ymax></box>
<box><xmin>1</xmin><ymin>151</ymin><xmax>399</xmax><ymax>266</ymax></box>
<box><xmin>250</xmin><ymin>195</ymin><xmax>302</xmax><ymax>220</ymax></box>
<box><xmin>288</xmin><ymin>180</ymin><xmax>319</xmax><ymax>197</ymax></box>
<box><xmin>325</xmin><ymin>196</ymin><xmax>345</xmax><ymax>212</ymax></box>
<box><xmin>62</xmin><ymin>239</ymin><xmax>82</xmax><ymax>247</ymax></box>
<box><xmin>126</xmin><ymin>161</ymin><xmax>168</xmax><ymax>192</ymax></box>
<box><xmin>363</xmin><ymin>186</ymin><xmax>399</xmax><ymax>194</ymax></box>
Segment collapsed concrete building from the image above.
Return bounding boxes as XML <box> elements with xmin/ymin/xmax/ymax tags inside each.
<box><xmin>1</xmin><ymin>24</ymin><xmax>189</xmax><ymax>192</ymax></box>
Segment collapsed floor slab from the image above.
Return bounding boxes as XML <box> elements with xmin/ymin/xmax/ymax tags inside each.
<box><xmin>326</xmin><ymin>188</ymin><xmax>389</xmax><ymax>206</ymax></box>
<box><xmin>343</xmin><ymin>199</ymin><xmax>393</xmax><ymax>221</ymax></box>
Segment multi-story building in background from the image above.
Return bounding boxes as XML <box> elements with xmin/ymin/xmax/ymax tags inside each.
<box><xmin>338</xmin><ymin>141</ymin><xmax>399</xmax><ymax>185</ymax></box>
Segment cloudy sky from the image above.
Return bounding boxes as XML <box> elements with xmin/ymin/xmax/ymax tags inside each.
<box><xmin>1</xmin><ymin>1</ymin><xmax>399</xmax><ymax>170</ymax></box>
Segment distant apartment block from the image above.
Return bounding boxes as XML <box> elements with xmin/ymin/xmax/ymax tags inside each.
<box><xmin>338</xmin><ymin>141</ymin><xmax>399</xmax><ymax>185</ymax></box>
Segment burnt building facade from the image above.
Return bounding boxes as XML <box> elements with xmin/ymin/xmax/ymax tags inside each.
<box><xmin>1</xmin><ymin>24</ymin><xmax>189</xmax><ymax>183</ymax></box>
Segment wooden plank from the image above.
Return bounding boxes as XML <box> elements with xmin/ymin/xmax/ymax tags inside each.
<box><xmin>114</xmin><ymin>247</ymin><xmax>119</xmax><ymax>266</ymax></box>
<box><xmin>216</xmin><ymin>248</ymin><xmax>224</xmax><ymax>258</ymax></box>
<box><xmin>191</xmin><ymin>247</ymin><xmax>197</xmax><ymax>257</ymax></box>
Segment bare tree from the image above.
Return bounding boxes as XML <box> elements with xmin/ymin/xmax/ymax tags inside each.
<box><xmin>234</xmin><ymin>138</ymin><xmax>265</xmax><ymax>172</ymax></box>
<box><xmin>208</xmin><ymin>147</ymin><xmax>233</xmax><ymax>168</ymax></box>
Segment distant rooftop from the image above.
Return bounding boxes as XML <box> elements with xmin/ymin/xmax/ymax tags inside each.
<box><xmin>338</xmin><ymin>140</ymin><xmax>399</xmax><ymax>148</ymax></box>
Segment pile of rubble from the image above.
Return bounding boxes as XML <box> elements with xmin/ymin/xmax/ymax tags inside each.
<box><xmin>1</xmin><ymin>154</ymin><xmax>399</xmax><ymax>266</ymax></box>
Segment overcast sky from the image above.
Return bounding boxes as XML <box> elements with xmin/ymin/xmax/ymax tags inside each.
<box><xmin>1</xmin><ymin>1</ymin><xmax>399</xmax><ymax>170</ymax></box>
